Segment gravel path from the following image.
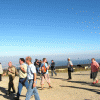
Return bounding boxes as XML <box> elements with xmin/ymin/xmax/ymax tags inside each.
<box><xmin>0</xmin><ymin>71</ymin><xmax>100</xmax><ymax>100</ymax></box>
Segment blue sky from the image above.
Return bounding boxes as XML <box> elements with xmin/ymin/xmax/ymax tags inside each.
<box><xmin>0</xmin><ymin>0</ymin><xmax>100</xmax><ymax>65</ymax></box>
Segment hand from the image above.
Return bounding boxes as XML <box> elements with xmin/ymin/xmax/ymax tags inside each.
<box><xmin>23</xmin><ymin>80</ymin><xmax>26</xmax><ymax>84</ymax></box>
<box><xmin>20</xmin><ymin>67</ymin><xmax>23</xmax><ymax>70</ymax></box>
<box><xmin>3</xmin><ymin>74</ymin><xmax>5</xmax><ymax>76</ymax></box>
<box><xmin>9</xmin><ymin>68</ymin><xmax>11</xmax><ymax>72</ymax></box>
<box><xmin>33</xmin><ymin>83</ymin><xmax>36</xmax><ymax>88</ymax></box>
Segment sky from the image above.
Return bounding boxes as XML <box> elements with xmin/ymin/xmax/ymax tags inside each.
<box><xmin>0</xmin><ymin>0</ymin><xmax>100</xmax><ymax>66</ymax></box>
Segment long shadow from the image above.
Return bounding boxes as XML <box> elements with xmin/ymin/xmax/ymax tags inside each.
<box><xmin>50</xmin><ymin>77</ymin><xmax>68</xmax><ymax>81</ymax></box>
<box><xmin>73</xmin><ymin>74</ymin><xmax>89</xmax><ymax>75</ymax></box>
<box><xmin>37</xmin><ymin>86</ymin><xmax>50</xmax><ymax>90</ymax></box>
<box><xmin>60</xmin><ymin>85</ymin><xmax>100</xmax><ymax>94</ymax></box>
<box><xmin>0</xmin><ymin>87</ymin><xmax>15</xmax><ymax>100</ymax></box>
<box><xmin>67</xmin><ymin>80</ymin><xmax>100</xmax><ymax>87</ymax></box>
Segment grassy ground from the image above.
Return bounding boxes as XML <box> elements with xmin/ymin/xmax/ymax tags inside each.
<box><xmin>49</xmin><ymin>67</ymin><xmax>91</xmax><ymax>73</ymax></box>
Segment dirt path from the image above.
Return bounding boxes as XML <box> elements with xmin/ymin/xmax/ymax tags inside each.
<box><xmin>0</xmin><ymin>71</ymin><xmax>100</xmax><ymax>100</ymax></box>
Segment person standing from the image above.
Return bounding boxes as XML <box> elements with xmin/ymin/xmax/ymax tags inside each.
<box><xmin>25</xmin><ymin>56</ymin><xmax>40</xmax><ymax>100</ymax></box>
<box><xmin>36</xmin><ymin>59</ymin><xmax>40</xmax><ymax>74</ymax></box>
<box><xmin>3</xmin><ymin>62</ymin><xmax>16</xmax><ymax>95</ymax></box>
<box><xmin>41</xmin><ymin>58</ymin><xmax>52</xmax><ymax>89</ymax></box>
<box><xmin>91</xmin><ymin>58</ymin><xmax>99</xmax><ymax>84</ymax></box>
<box><xmin>51</xmin><ymin>60</ymin><xmax>57</xmax><ymax>76</ymax></box>
<box><xmin>14</xmin><ymin>58</ymin><xmax>28</xmax><ymax>100</ymax></box>
<box><xmin>67</xmin><ymin>58</ymin><xmax>73</xmax><ymax>80</ymax></box>
<box><xmin>0</xmin><ymin>63</ymin><xmax>3</xmax><ymax>81</ymax></box>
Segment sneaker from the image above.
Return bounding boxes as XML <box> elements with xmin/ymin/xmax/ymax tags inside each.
<box><xmin>92</xmin><ymin>82</ymin><xmax>96</xmax><ymax>84</ymax></box>
<box><xmin>96</xmin><ymin>80</ymin><xmax>99</xmax><ymax>83</ymax></box>
<box><xmin>13</xmin><ymin>97</ymin><xmax>19</xmax><ymax>100</ymax></box>
<box><xmin>49</xmin><ymin>86</ymin><xmax>52</xmax><ymax>89</ymax></box>
<box><xmin>6</xmin><ymin>91</ymin><xmax>11</xmax><ymax>95</ymax></box>
<box><xmin>11</xmin><ymin>91</ymin><xmax>16</xmax><ymax>93</ymax></box>
<box><xmin>67</xmin><ymin>78</ymin><xmax>71</xmax><ymax>80</ymax></box>
<box><xmin>41</xmin><ymin>88</ymin><xmax>44</xmax><ymax>90</ymax></box>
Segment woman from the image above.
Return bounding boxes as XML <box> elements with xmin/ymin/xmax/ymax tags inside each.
<box><xmin>40</xmin><ymin>58</ymin><xmax>52</xmax><ymax>89</ymax></box>
<box><xmin>91</xmin><ymin>58</ymin><xmax>99</xmax><ymax>84</ymax></box>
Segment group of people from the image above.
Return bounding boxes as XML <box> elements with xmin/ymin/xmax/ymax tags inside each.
<box><xmin>0</xmin><ymin>57</ymin><xmax>100</xmax><ymax>100</ymax></box>
<box><xmin>0</xmin><ymin>57</ymin><xmax>58</xmax><ymax>100</ymax></box>
<box><xmin>2</xmin><ymin>57</ymin><xmax>40</xmax><ymax>100</ymax></box>
<box><xmin>34</xmin><ymin>59</ymin><xmax>57</xmax><ymax>77</ymax></box>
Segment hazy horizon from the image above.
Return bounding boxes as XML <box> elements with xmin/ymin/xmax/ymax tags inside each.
<box><xmin>1</xmin><ymin>52</ymin><xmax>100</xmax><ymax>68</ymax></box>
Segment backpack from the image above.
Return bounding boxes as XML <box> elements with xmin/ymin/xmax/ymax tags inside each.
<box><xmin>41</xmin><ymin>63</ymin><xmax>47</xmax><ymax>74</ymax></box>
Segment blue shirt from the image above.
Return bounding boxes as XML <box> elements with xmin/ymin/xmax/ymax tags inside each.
<box><xmin>27</xmin><ymin>64</ymin><xmax>36</xmax><ymax>80</ymax></box>
<box><xmin>41</xmin><ymin>63</ymin><xmax>48</xmax><ymax>74</ymax></box>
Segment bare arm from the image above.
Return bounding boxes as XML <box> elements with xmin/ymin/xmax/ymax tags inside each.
<box><xmin>20</xmin><ymin>67</ymin><xmax>26</xmax><ymax>73</ymax></box>
<box><xmin>36</xmin><ymin>62</ymin><xmax>39</xmax><ymax>65</ymax></box>
<box><xmin>3</xmin><ymin>73</ymin><xmax>6</xmax><ymax>76</ymax></box>
<box><xmin>33</xmin><ymin>73</ymin><xmax>36</xmax><ymax>88</ymax></box>
<box><xmin>71</xmin><ymin>65</ymin><xmax>73</xmax><ymax>67</ymax></box>
<box><xmin>47</xmin><ymin>65</ymin><xmax>50</xmax><ymax>70</ymax></box>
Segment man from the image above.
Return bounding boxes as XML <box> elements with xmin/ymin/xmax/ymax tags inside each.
<box><xmin>51</xmin><ymin>60</ymin><xmax>57</xmax><ymax>76</ymax></box>
<box><xmin>25</xmin><ymin>56</ymin><xmax>40</xmax><ymax>100</ymax></box>
<box><xmin>3</xmin><ymin>62</ymin><xmax>16</xmax><ymax>95</ymax></box>
<box><xmin>0</xmin><ymin>63</ymin><xmax>3</xmax><ymax>81</ymax></box>
<box><xmin>41</xmin><ymin>58</ymin><xmax>52</xmax><ymax>89</ymax></box>
<box><xmin>67</xmin><ymin>58</ymin><xmax>73</xmax><ymax>80</ymax></box>
<box><xmin>14</xmin><ymin>58</ymin><xmax>28</xmax><ymax>100</ymax></box>
<box><xmin>36</xmin><ymin>59</ymin><xmax>40</xmax><ymax>74</ymax></box>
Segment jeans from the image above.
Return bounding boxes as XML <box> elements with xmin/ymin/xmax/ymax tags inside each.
<box><xmin>51</xmin><ymin>70</ymin><xmax>57</xmax><ymax>76</ymax></box>
<box><xmin>36</xmin><ymin>67</ymin><xmax>40</xmax><ymax>74</ymax></box>
<box><xmin>17</xmin><ymin>78</ymin><xmax>29</xmax><ymax>98</ymax></box>
<box><xmin>25</xmin><ymin>80</ymin><xmax>40</xmax><ymax>100</ymax></box>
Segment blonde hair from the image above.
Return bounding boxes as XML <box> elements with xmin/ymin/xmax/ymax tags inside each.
<box><xmin>26</xmin><ymin>56</ymin><xmax>32</xmax><ymax>62</ymax></box>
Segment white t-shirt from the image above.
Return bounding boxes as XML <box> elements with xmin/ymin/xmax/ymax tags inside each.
<box><xmin>27</xmin><ymin>64</ymin><xmax>36</xmax><ymax>80</ymax></box>
<box><xmin>67</xmin><ymin>61</ymin><xmax>73</xmax><ymax>68</ymax></box>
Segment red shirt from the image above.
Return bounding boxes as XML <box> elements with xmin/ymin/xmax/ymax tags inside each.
<box><xmin>91</xmin><ymin>61</ymin><xmax>99</xmax><ymax>72</ymax></box>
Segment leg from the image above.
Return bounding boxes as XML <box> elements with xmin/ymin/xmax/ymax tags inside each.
<box><xmin>0</xmin><ymin>74</ymin><xmax>1</xmax><ymax>81</ymax></box>
<box><xmin>8</xmin><ymin>81</ymin><xmax>11</xmax><ymax>93</ymax></box>
<box><xmin>24</xmin><ymin>79</ymin><xmax>29</xmax><ymax>89</ymax></box>
<box><xmin>45</xmin><ymin>74</ymin><xmax>51</xmax><ymax>87</ymax></box>
<box><xmin>53</xmin><ymin>70</ymin><xmax>57</xmax><ymax>76</ymax></box>
<box><xmin>51</xmin><ymin>70</ymin><xmax>53</xmax><ymax>76</ymax></box>
<box><xmin>33</xmin><ymin>87</ymin><xmax>40</xmax><ymax>100</ymax></box>
<box><xmin>93</xmin><ymin>72</ymin><xmax>98</xmax><ymax>83</ymax></box>
<box><xmin>25</xmin><ymin>80</ymin><xmax>40</xmax><ymax>100</ymax></box>
<box><xmin>8</xmin><ymin>76</ymin><xmax>12</xmax><ymax>94</ymax></box>
<box><xmin>11</xmin><ymin>77</ymin><xmax>15</xmax><ymax>92</ymax></box>
<box><xmin>25</xmin><ymin>80</ymin><xmax>33</xmax><ymax>100</ymax></box>
<box><xmin>69</xmin><ymin>71</ymin><xmax>71</xmax><ymax>79</ymax></box>
<box><xmin>68</xmin><ymin>68</ymin><xmax>71</xmax><ymax>79</ymax></box>
<box><xmin>17</xmin><ymin>79</ymin><xmax>24</xmax><ymax>98</ymax></box>
<box><xmin>68</xmin><ymin>70</ymin><xmax>70</xmax><ymax>79</ymax></box>
<box><xmin>41</xmin><ymin>75</ymin><xmax>45</xmax><ymax>89</ymax></box>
